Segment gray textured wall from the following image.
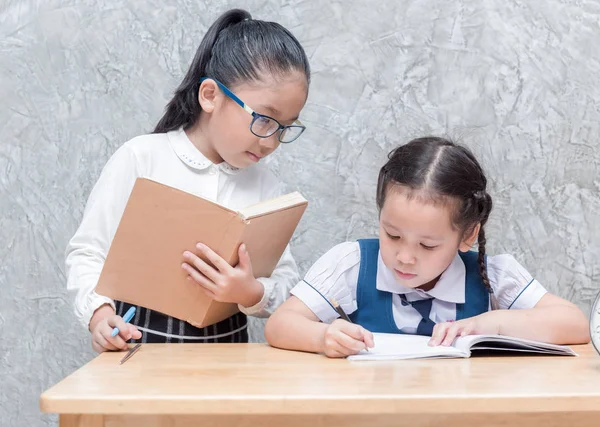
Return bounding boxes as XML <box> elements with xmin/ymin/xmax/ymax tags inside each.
<box><xmin>2</xmin><ymin>0</ymin><xmax>599</xmax><ymax>426</ymax></box>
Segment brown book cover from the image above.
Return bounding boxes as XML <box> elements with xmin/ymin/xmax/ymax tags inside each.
<box><xmin>95</xmin><ymin>177</ymin><xmax>307</xmax><ymax>327</ymax></box>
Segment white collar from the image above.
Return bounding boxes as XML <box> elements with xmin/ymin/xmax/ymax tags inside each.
<box><xmin>167</xmin><ymin>127</ymin><xmax>242</xmax><ymax>175</ymax></box>
<box><xmin>375</xmin><ymin>252</ymin><xmax>466</xmax><ymax>304</ymax></box>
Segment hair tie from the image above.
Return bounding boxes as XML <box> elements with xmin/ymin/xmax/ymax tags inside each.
<box><xmin>473</xmin><ymin>190</ymin><xmax>486</xmax><ymax>200</ymax></box>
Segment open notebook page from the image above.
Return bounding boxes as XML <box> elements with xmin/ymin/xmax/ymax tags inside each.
<box><xmin>348</xmin><ymin>333</ymin><xmax>469</xmax><ymax>361</ymax></box>
<box><xmin>348</xmin><ymin>333</ymin><xmax>577</xmax><ymax>361</ymax></box>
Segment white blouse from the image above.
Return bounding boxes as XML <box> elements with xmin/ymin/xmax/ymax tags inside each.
<box><xmin>291</xmin><ymin>242</ymin><xmax>547</xmax><ymax>333</ymax></box>
<box><xmin>66</xmin><ymin>127</ymin><xmax>299</xmax><ymax>328</ymax></box>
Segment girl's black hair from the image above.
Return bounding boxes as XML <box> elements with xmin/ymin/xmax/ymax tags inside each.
<box><xmin>153</xmin><ymin>9</ymin><xmax>310</xmax><ymax>133</ymax></box>
<box><xmin>377</xmin><ymin>137</ymin><xmax>498</xmax><ymax>308</ymax></box>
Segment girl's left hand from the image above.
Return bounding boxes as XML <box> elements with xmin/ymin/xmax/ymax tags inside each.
<box><xmin>182</xmin><ymin>243</ymin><xmax>264</xmax><ymax>308</ymax></box>
<box><xmin>429</xmin><ymin>312</ymin><xmax>501</xmax><ymax>347</ymax></box>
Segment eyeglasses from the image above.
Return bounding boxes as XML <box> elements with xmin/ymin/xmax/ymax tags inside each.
<box><xmin>199</xmin><ymin>77</ymin><xmax>306</xmax><ymax>143</ymax></box>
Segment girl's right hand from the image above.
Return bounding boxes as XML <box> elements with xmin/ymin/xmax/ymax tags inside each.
<box><xmin>321</xmin><ymin>319</ymin><xmax>374</xmax><ymax>358</ymax></box>
<box><xmin>89</xmin><ymin>306</ymin><xmax>142</xmax><ymax>353</ymax></box>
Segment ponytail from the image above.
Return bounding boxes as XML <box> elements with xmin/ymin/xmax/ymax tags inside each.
<box><xmin>153</xmin><ymin>9</ymin><xmax>251</xmax><ymax>133</ymax></box>
<box><xmin>153</xmin><ymin>9</ymin><xmax>310</xmax><ymax>134</ymax></box>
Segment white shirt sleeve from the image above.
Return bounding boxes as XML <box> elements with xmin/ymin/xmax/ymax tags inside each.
<box><xmin>238</xmin><ymin>182</ymin><xmax>301</xmax><ymax>317</ymax></box>
<box><xmin>65</xmin><ymin>144</ymin><xmax>141</xmax><ymax>329</ymax></box>
<box><xmin>487</xmin><ymin>254</ymin><xmax>548</xmax><ymax>310</ymax></box>
<box><xmin>240</xmin><ymin>244</ymin><xmax>300</xmax><ymax>317</ymax></box>
<box><xmin>290</xmin><ymin>242</ymin><xmax>361</xmax><ymax>323</ymax></box>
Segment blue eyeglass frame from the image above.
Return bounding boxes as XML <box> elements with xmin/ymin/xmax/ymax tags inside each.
<box><xmin>199</xmin><ymin>77</ymin><xmax>306</xmax><ymax>143</ymax></box>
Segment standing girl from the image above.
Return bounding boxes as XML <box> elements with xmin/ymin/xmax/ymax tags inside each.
<box><xmin>66</xmin><ymin>9</ymin><xmax>311</xmax><ymax>352</ymax></box>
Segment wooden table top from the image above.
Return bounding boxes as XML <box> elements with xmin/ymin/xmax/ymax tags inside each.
<box><xmin>40</xmin><ymin>343</ymin><xmax>600</xmax><ymax>415</ymax></box>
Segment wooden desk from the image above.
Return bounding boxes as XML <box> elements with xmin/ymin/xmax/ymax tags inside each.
<box><xmin>41</xmin><ymin>344</ymin><xmax>600</xmax><ymax>427</ymax></box>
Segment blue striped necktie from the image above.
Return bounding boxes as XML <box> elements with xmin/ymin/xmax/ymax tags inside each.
<box><xmin>400</xmin><ymin>295</ymin><xmax>436</xmax><ymax>335</ymax></box>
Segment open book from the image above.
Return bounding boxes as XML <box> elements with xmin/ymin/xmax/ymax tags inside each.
<box><xmin>95</xmin><ymin>178</ymin><xmax>307</xmax><ymax>327</ymax></box>
<box><xmin>347</xmin><ymin>333</ymin><xmax>577</xmax><ymax>361</ymax></box>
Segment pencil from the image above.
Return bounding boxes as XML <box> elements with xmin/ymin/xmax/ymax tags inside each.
<box><xmin>330</xmin><ymin>298</ymin><xmax>352</xmax><ymax>322</ymax></box>
<box><xmin>330</xmin><ymin>298</ymin><xmax>369</xmax><ymax>352</ymax></box>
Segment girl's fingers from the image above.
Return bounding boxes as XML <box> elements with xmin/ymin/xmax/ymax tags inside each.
<box><xmin>94</xmin><ymin>331</ymin><xmax>119</xmax><ymax>352</ymax></box>
<box><xmin>362</xmin><ymin>328</ymin><xmax>375</xmax><ymax>348</ymax></box>
<box><xmin>107</xmin><ymin>316</ymin><xmax>132</xmax><ymax>338</ymax></box>
<box><xmin>441</xmin><ymin>324</ymin><xmax>463</xmax><ymax>346</ymax></box>
<box><xmin>194</xmin><ymin>243</ymin><xmax>232</xmax><ymax>274</ymax></box>
<box><xmin>183</xmin><ymin>252</ymin><xmax>221</xmax><ymax>284</ymax></box>
<box><xmin>183</xmin><ymin>263</ymin><xmax>219</xmax><ymax>293</ymax></box>
<box><xmin>337</xmin><ymin>321</ymin><xmax>366</xmax><ymax>341</ymax></box>
<box><xmin>429</xmin><ymin>323</ymin><xmax>450</xmax><ymax>346</ymax></box>
<box><xmin>334</xmin><ymin>330</ymin><xmax>369</xmax><ymax>353</ymax></box>
<box><xmin>127</xmin><ymin>324</ymin><xmax>142</xmax><ymax>340</ymax></box>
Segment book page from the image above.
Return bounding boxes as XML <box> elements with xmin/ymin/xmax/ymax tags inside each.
<box><xmin>238</xmin><ymin>192</ymin><xmax>307</xmax><ymax>219</ymax></box>
<box><xmin>453</xmin><ymin>335</ymin><xmax>577</xmax><ymax>356</ymax></box>
<box><xmin>348</xmin><ymin>333</ymin><xmax>468</xmax><ymax>361</ymax></box>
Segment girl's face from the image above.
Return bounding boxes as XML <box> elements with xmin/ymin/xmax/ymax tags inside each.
<box><xmin>378</xmin><ymin>188</ymin><xmax>478</xmax><ymax>291</ymax></box>
<box><xmin>201</xmin><ymin>72</ymin><xmax>308</xmax><ymax>168</ymax></box>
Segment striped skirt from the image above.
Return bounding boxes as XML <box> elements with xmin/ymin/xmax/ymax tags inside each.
<box><xmin>116</xmin><ymin>301</ymin><xmax>248</xmax><ymax>343</ymax></box>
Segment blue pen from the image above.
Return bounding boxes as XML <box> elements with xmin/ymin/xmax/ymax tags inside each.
<box><xmin>111</xmin><ymin>306</ymin><xmax>136</xmax><ymax>337</ymax></box>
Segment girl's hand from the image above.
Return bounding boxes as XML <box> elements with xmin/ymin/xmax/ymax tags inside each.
<box><xmin>321</xmin><ymin>319</ymin><xmax>374</xmax><ymax>358</ymax></box>
<box><xmin>89</xmin><ymin>306</ymin><xmax>142</xmax><ymax>353</ymax></box>
<box><xmin>429</xmin><ymin>312</ymin><xmax>501</xmax><ymax>347</ymax></box>
<box><xmin>182</xmin><ymin>243</ymin><xmax>264</xmax><ymax>308</ymax></box>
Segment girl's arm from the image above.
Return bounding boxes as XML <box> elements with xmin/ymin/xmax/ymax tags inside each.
<box><xmin>242</xmin><ymin>245</ymin><xmax>300</xmax><ymax>317</ymax></box>
<box><xmin>265</xmin><ymin>296</ymin><xmax>374</xmax><ymax>357</ymax></box>
<box><xmin>265</xmin><ymin>296</ymin><xmax>329</xmax><ymax>353</ymax></box>
<box><xmin>494</xmin><ymin>293</ymin><xmax>589</xmax><ymax>344</ymax></box>
<box><xmin>430</xmin><ymin>293</ymin><xmax>590</xmax><ymax>346</ymax></box>
<box><xmin>66</xmin><ymin>144</ymin><xmax>139</xmax><ymax>329</ymax></box>
<box><xmin>66</xmin><ymin>144</ymin><xmax>142</xmax><ymax>351</ymax></box>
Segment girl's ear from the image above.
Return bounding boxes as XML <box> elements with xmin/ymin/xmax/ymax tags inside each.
<box><xmin>459</xmin><ymin>223</ymin><xmax>480</xmax><ymax>252</ymax></box>
<box><xmin>198</xmin><ymin>79</ymin><xmax>219</xmax><ymax>113</ymax></box>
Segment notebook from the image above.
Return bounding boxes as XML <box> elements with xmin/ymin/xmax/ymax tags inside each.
<box><xmin>347</xmin><ymin>333</ymin><xmax>577</xmax><ymax>361</ymax></box>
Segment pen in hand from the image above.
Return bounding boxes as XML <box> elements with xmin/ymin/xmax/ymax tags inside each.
<box><xmin>111</xmin><ymin>306</ymin><xmax>136</xmax><ymax>337</ymax></box>
<box><xmin>330</xmin><ymin>298</ymin><xmax>370</xmax><ymax>352</ymax></box>
<box><xmin>330</xmin><ymin>298</ymin><xmax>352</xmax><ymax>322</ymax></box>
